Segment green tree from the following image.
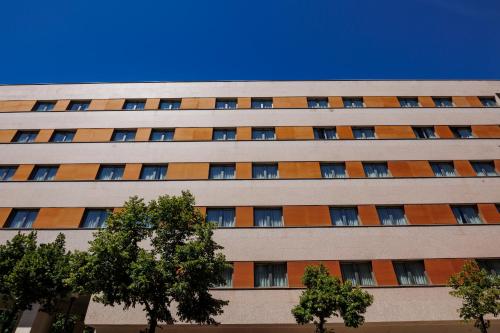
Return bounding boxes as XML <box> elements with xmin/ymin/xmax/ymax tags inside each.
<box><xmin>70</xmin><ymin>191</ymin><xmax>229</xmax><ymax>333</ymax></box>
<box><xmin>449</xmin><ymin>261</ymin><xmax>500</xmax><ymax>333</ymax></box>
<box><xmin>292</xmin><ymin>264</ymin><xmax>373</xmax><ymax>333</ymax></box>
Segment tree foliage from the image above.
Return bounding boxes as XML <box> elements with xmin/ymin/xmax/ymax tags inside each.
<box><xmin>292</xmin><ymin>264</ymin><xmax>373</xmax><ymax>333</ymax></box>
<box><xmin>449</xmin><ymin>261</ymin><xmax>500</xmax><ymax>333</ymax></box>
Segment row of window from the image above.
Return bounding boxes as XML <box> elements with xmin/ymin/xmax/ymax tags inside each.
<box><xmin>27</xmin><ymin>96</ymin><xmax>499</xmax><ymax>112</ymax></box>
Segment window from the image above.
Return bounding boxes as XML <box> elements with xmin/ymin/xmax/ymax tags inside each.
<box><xmin>209</xmin><ymin>164</ymin><xmax>235</xmax><ymax>179</ymax></box>
<box><xmin>213</xmin><ymin>128</ymin><xmax>236</xmax><ymax>141</ymax></box>
<box><xmin>320</xmin><ymin>163</ymin><xmax>347</xmax><ymax>179</ymax></box>
<box><xmin>399</xmin><ymin>97</ymin><xmax>419</xmax><ymax>108</ymax></box>
<box><xmin>479</xmin><ymin>97</ymin><xmax>497</xmax><ymax>107</ymax></box>
<box><xmin>14</xmin><ymin>131</ymin><xmax>38</xmax><ymax>143</ymax></box>
<box><xmin>150</xmin><ymin>129</ymin><xmax>174</xmax><ymax>141</ymax></box>
<box><xmin>452</xmin><ymin>205</ymin><xmax>482</xmax><ymax>224</ymax></box>
<box><xmin>254</xmin><ymin>208</ymin><xmax>283</xmax><ymax>227</ymax></box>
<box><xmin>472</xmin><ymin>161</ymin><xmax>498</xmax><ymax>177</ymax></box>
<box><xmin>112</xmin><ymin>130</ymin><xmax>136</xmax><ymax>142</ymax></box>
<box><xmin>68</xmin><ymin>101</ymin><xmax>90</xmax><ymax>111</ymax></box>
<box><xmin>476</xmin><ymin>259</ymin><xmax>500</xmax><ymax>275</ymax></box>
<box><xmin>330</xmin><ymin>207</ymin><xmax>359</xmax><ymax>226</ymax></box>
<box><xmin>413</xmin><ymin>127</ymin><xmax>437</xmax><ymax>139</ymax></box>
<box><xmin>97</xmin><ymin>165</ymin><xmax>124</xmax><ymax>180</ymax></box>
<box><xmin>252</xmin><ymin>128</ymin><xmax>275</xmax><ymax>140</ymax></box>
<box><xmin>251</xmin><ymin>98</ymin><xmax>273</xmax><ymax>109</ymax></box>
<box><xmin>363</xmin><ymin>162</ymin><xmax>390</xmax><ymax>178</ymax></box>
<box><xmin>140</xmin><ymin>165</ymin><xmax>167</xmax><ymax>180</ymax></box>
<box><xmin>252</xmin><ymin>164</ymin><xmax>278</xmax><ymax>179</ymax></box>
<box><xmin>307</xmin><ymin>98</ymin><xmax>329</xmax><ymax>109</ymax></box>
<box><xmin>80</xmin><ymin>209</ymin><xmax>110</xmax><ymax>228</ymax></box>
<box><xmin>353</xmin><ymin>127</ymin><xmax>375</xmax><ymax>139</ymax></box>
<box><xmin>0</xmin><ymin>166</ymin><xmax>17</xmax><ymax>181</ymax></box>
<box><xmin>450</xmin><ymin>126</ymin><xmax>474</xmax><ymax>139</ymax></box>
<box><xmin>343</xmin><ymin>97</ymin><xmax>364</xmax><ymax>108</ymax></box>
<box><xmin>430</xmin><ymin>162</ymin><xmax>456</xmax><ymax>177</ymax></box>
<box><xmin>313</xmin><ymin>127</ymin><xmax>337</xmax><ymax>140</ymax></box>
<box><xmin>29</xmin><ymin>166</ymin><xmax>58</xmax><ymax>181</ymax></box>
<box><xmin>215</xmin><ymin>99</ymin><xmax>237</xmax><ymax>109</ymax></box>
<box><xmin>206</xmin><ymin>208</ymin><xmax>235</xmax><ymax>227</ymax></box>
<box><xmin>50</xmin><ymin>130</ymin><xmax>75</xmax><ymax>143</ymax></box>
<box><xmin>254</xmin><ymin>263</ymin><xmax>287</xmax><ymax>287</ymax></box>
<box><xmin>377</xmin><ymin>207</ymin><xmax>407</xmax><ymax>225</ymax></box>
<box><xmin>394</xmin><ymin>261</ymin><xmax>428</xmax><ymax>285</ymax></box>
<box><xmin>433</xmin><ymin>97</ymin><xmax>453</xmax><ymax>107</ymax></box>
<box><xmin>5</xmin><ymin>209</ymin><xmax>38</xmax><ymax>229</ymax></box>
<box><xmin>33</xmin><ymin>101</ymin><xmax>55</xmax><ymax>112</ymax></box>
<box><xmin>215</xmin><ymin>265</ymin><xmax>234</xmax><ymax>287</ymax></box>
<box><xmin>159</xmin><ymin>99</ymin><xmax>181</xmax><ymax>110</ymax></box>
<box><xmin>123</xmin><ymin>100</ymin><xmax>145</xmax><ymax>110</ymax></box>
<box><xmin>341</xmin><ymin>262</ymin><xmax>375</xmax><ymax>286</ymax></box>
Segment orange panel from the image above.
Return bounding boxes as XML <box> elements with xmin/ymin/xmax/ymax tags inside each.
<box><xmin>364</xmin><ymin>96</ymin><xmax>400</xmax><ymax>107</ymax></box>
<box><xmin>123</xmin><ymin>164</ymin><xmax>142</xmax><ymax>180</ymax></box>
<box><xmin>196</xmin><ymin>207</ymin><xmax>207</xmax><ymax>217</ymax></box>
<box><xmin>237</xmin><ymin>97</ymin><xmax>251</xmax><ymax>109</ymax></box>
<box><xmin>0</xmin><ymin>130</ymin><xmax>17</xmax><ymax>143</ymax></box>
<box><xmin>405</xmin><ymin>204</ymin><xmax>456</xmax><ymax>225</ymax></box>
<box><xmin>358</xmin><ymin>205</ymin><xmax>380</xmax><ymax>225</ymax></box>
<box><xmin>387</xmin><ymin>161</ymin><xmax>411</xmax><ymax>177</ymax></box>
<box><xmin>278</xmin><ymin>162</ymin><xmax>321</xmax><ymax>179</ymax></box>
<box><xmin>465</xmin><ymin>96</ymin><xmax>483</xmax><ymax>107</ymax></box>
<box><xmin>345</xmin><ymin>161</ymin><xmax>364</xmax><ymax>178</ymax></box>
<box><xmin>73</xmin><ymin>129</ymin><xmax>113</xmax><ymax>142</ymax></box>
<box><xmin>372</xmin><ymin>260</ymin><xmax>398</xmax><ymax>286</ymax></box>
<box><xmin>328</xmin><ymin>97</ymin><xmax>344</xmax><ymax>108</ymax></box>
<box><xmin>425</xmin><ymin>259</ymin><xmax>466</xmax><ymax>285</ymax></box>
<box><xmin>452</xmin><ymin>96</ymin><xmax>482</xmax><ymax>107</ymax></box>
<box><xmin>166</xmin><ymin>163</ymin><xmax>209</xmax><ymax>180</ymax></box>
<box><xmin>418</xmin><ymin>96</ymin><xmax>435</xmax><ymax>107</ymax></box>
<box><xmin>145</xmin><ymin>98</ymin><xmax>160</xmax><ymax>110</ymax></box>
<box><xmin>454</xmin><ymin>160</ymin><xmax>476</xmax><ymax>177</ymax></box>
<box><xmin>435</xmin><ymin>126</ymin><xmax>455</xmax><ymax>139</ymax></box>
<box><xmin>135</xmin><ymin>128</ymin><xmax>152</xmax><ymax>141</ymax></box>
<box><xmin>276</xmin><ymin>127</ymin><xmax>314</xmax><ymax>140</ymax></box>
<box><xmin>236</xmin><ymin>207</ymin><xmax>253</xmax><ymax>227</ymax></box>
<box><xmin>34</xmin><ymin>208</ymin><xmax>85</xmax><ymax>229</ymax></box>
<box><xmin>88</xmin><ymin>99</ymin><xmax>125</xmax><ymax>111</ymax></box>
<box><xmin>273</xmin><ymin>97</ymin><xmax>308</xmax><ymax>108</ymax></box>
<box><xmin>478</xmin><ymin>204</ymin><xmax>500</xmax><ymax>224</ymax></box>
<box><xmin>236</xmin><ymin>127</ymin><xmax>251</xmax><ymax>140</ymax></box>
<box><xmin>283</xmin><ymin>206</ymin><xmax>331</xmax><ymax>226</ymax></box>
<box><xmin>337</xmin><ymin>126</ymin><xmax>354</xmax><ymax>139</ymax></box>
<box><xmin>388</xmin><ymin>161</ymin><xmax>433</xmax><ymax>177</ymax></box>
<box><xmin>471</xmin><ymin>125</ymin><xmax>500</xmax><ymax>138</ymax></box>
<box><xmin>233</xmin><ymin>262</ymin><xmax>254</xmax><ymax>288</ymax></box>
<box><xmin>173</xmin><ymin>128</ymin><xmax>213</xmax><ymax>141</ymax></box>
<box><xmin>236</xmin><ymin>163</ymin><xmax>252</xmax><ymax>179</ymax></box>
<box><xmin>53</xmin><ymin>100</ymin><xmax>71</xmax><ymax>111</ymax></box>
<box><xmin>375</xmin><ymin>126</ymin><xmax>416</xmax><ymax>139</ymax></box>
<box><xmin>55</xmin><ymin>164</ymin><xmax>100</xmax><ymax>181</ymax></box>
<box><xmin>0</xmin><ymin>208</ymin><xmax>13</xmax><ymax>228</ymax></box>
<box><xmin>495</xmin><ymin>160</ymin><xmax>500</xmax><ymax>173</ymax></box>
<box><xmin>12</xmin><ymin>165</ymin><xmax>35</xmax><ymax>181</ymax></box>
<box><xmin>0</xmin><ymin>100</ymin><xmax>36</xmax><ymax>112</ymax></box>
<box><xmin>180</xmin><ymin>98</ymin><xmax>216</xmax><ymax>109</ymax></box>
<box><xmin>34</xmin><ymin>129</ymin><xmax>54</xmax><ymax>143</ymax></box>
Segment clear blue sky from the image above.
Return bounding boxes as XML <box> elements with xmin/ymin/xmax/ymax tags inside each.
<box><xmin>1</xmin><ymin>0</ymin><xmax>499</xmax><ymax>83</ymax></box>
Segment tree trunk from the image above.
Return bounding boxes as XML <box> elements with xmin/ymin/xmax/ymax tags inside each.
<box><xmin>316</xmin><ymin>316</ymin><xmax>327</xmax><ymax>333</ymax></box>
<box><xmin>147</xmin><ymin>317</ymin><xmax>157</xmax><ymax>333</ymax></box>
<box><xmin>478</xmin><ymin>315</ymin><xmax>488</xmax><ymax>333</ymax></box>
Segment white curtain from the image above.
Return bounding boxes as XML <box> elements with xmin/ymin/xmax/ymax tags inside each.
<box><xmin>0</xmin><ymin>167</ymin><xmax>16</xmax><ymax>181</ymax></box>
<box><xmin>431</xmin><ymin>162</ymin><xmax>456</xmax><ymax>177</ymax></box>
<box><xmin>142</xmin><ymin>166</ymin><xmax>167</xmax><ymax>180</ymax></box>
<box><xmin>82</xmin><ymin>210</ymin><xmax>109</xmax><ymax>228</ymax></box>
<box><xmin>213</xmin><ymin>129</ymin><xmax>236</xmax><ymax>141</ymax></box>
<box><xmin>210</xmin><ymin>165</ymin><xmax>235</xmax><ymax>179</ymax></box>
<box><xmin>321</xmin><ymin>164</ymin><xmax>346</xmax><ymax>178</ymax></box>
<box><xmin>378</xmin><ymin>207</ymin><xmax>407</xmax><ymax>225</ymax></box>
<box><xmin>206</xmin><ymin>208</ymin><xmax>235</xmax><ymax>227</ymax></box>
<box><xmin>8</xmin><ymin>210</ymin><xmax>38</xmax><ymax>229</ymax></box>
<box><xmin>454</xmin><ymin>127</ymin><xmax>473</xmax><ymax>138</ymax></box>
<box><xmin>314</xmin><ymin>128</ymin><xmax>337</xmax><ymax>140</ymax></box>
<box><xmin>253</xmin><ymin>165</ymin><xmax>278</xmax><ymax>179</ymax></box>
<box><xmin>255</xmin><ymin>263</ymin><xmax>287</xmax><ymax>287</ymax></box>
<box><xmin>330</xmin><ymin>208</ymin><xmax>359</xmax><ymax>226</ymax></box>
<box><xmin>341</xmin><ymin>263</ymin><xmax>375</xmax><ymax>286</ymax></box>
<box><xmin>254</xmin><ymin>209</ymin><xmax>283</xmax><ymax>227</ymax></box>
<box><xmin>364</xmin><ymin>163</ymin><xmax>389</xmax><ymax>178</ymax></box>
<box><xmin>472</xmin><ymin>162</ymin><xmax>497</xmax><ymax>176</ymax></box>
<box><xmin>252</xmin><ymin>129</ymin><xmax>275</xmax><ymax>140</ymax></box>
<box><xmin>353</xmin><ymin>128</ymin><xmax>375</xmax><ymax>139</ymax></box>
<box><xmin>452</xmin><ymin>206</ymin><xmax>482</xmax><ymax>224</ymax></box>
<box><xmin>394</xmin><ymin>262</ymin><xmax>428</xmax><ymax>285</ymax></box>
<box><xmin>17</xmin><ymin>132</ymin><xmax>37</xmax><ymax>143</ymax></box>
<box><xmin>32</xmin><ymin>167</ymin><xmax>57</xmax><ymax>181</ymax></box>
<box><xmin>99</xmin><ymin>167</ymin><xmax>123</xmax><ymax>180</ymax></box>
<box><xmin>151</xmin><ymin>130</ymin><xmax>174</xmax><ymax>141</ymax></box>
<box><xmin>215</xmin><ymin>266</ymin><xmax>233</xmax><ymax>287</ymax></box>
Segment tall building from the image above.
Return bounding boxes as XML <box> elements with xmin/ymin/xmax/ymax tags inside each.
<box><xmin>0</xmin><ymin>81</ymin><xmax>499</xmax><ymax>333</ymax></box>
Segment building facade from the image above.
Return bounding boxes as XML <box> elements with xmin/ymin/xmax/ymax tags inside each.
<box><xmin>0</xmin><ymin>80</ymin><xmax>499</xmax><ymax>333</ymax></box>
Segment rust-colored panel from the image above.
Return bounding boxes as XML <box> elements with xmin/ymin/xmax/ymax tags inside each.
<box><xmin>276</xmin><ymin>127</ymin><xmax>314</xmax><ymax>140</ymax></box>
<box><xmin>53</xmin><ymin>100</ymin><xmax>71</xmax><ymax>111</ymax></box>
<box><xmin>454</xmin><ymin>160</ymin><xmax>476</xmax><ymax>177</ymax></box>
<box><xmin>471</xmin><ymin>125</ymin><xmax>500</xmax><ymax>138</ymax></box>
<box><xmin>123</xmin><ymin>164</ymin><xmax>142</xmax><ymax>180</ymax></box>
<box><xmin>173</xmin><ymin>128</ymin><xmax>213</xmax><ymax>141</ymax></box>
<box><xmin>435</xmin><ymin>126</ymin><xmax>455</xmax><ymax>139</ymax></box>
<box><xmin>273</xmin><ymin>97</ymin><xmax>308</xmax><ymax>109</ymax></box>
<box><xmin>180</xmin><ymin>98</ymin><xmax>216</xmax><ymax>109</ymax></box>
<box><xmin>145</xmin><ymin>98</ymin><xmax>160</xmax><ymax>110</ymax></box>
<box><xmin>425</xmin><ymin>259</ymin><xmax>466</xmax><ymax>285</ymax></box>
<box><xmin>0</xmin><ymin>208</ymin><xmax>13</xmax><ymax>228</ymax></box>
<box><xmin>375</xmin><ymin>126</ymin><xmax>416</xmax><ymax>139</ymax></box>
<box><xmin>34</xmin><ymin>129</ymin><xmax>54</xmax><ymax>143</ymax></box>
<box><xmin>328</xmin><ymin>97</ymin><xmax>344</xmax><ymax>108</ymax></box>
<box><xmin>278</xmin><ymin>162</ymin><xmax>321</xmax><ymax>179</ymax></box>
<box><xmin>197</xmin><ymin>207</ymin><xmax>207</xmax><ymax>217</ymax></box>
<box><xmin>73</xmin><ymin>129</ymin><xmax>113</xmax><ymax>142</ymax></box>
<box><xmin>55</xmin><ymin>164</ymin><xmax>100</xmax><ymax>181</ymax></box>
<box><xmin>283</xmin><ymin>206</ymin><xmax>331</xmax><ymax>226</ymax></box>
<box><xmin>88</xmin><ymin>99</ymin><xmax>125</xmax><ymax>111</ymax></box>
<box><xmin>364</xmin><ymin>96</ymin><xmax>400</xmax><ymax>107</ymax></box>
<box><xmin>237</xmin><ymin>97</ymin><xmax>251</xmax><ymax>109</ymax></box>
<box><xmin>135</xmin><ymin>128</ymin><xmax>152</xmax><ymax>141</ymax></box>
<box><xmin>233</xmin><ymin>262</ymin><xmax>254</xmax><ymax>288</ymax></box>
<box><xmin>495</xmin><ymin>160</ymin><xmax>500</xmax><ymax>173</ymax></box>
<box><xmin>12</xmin><ymin>165</ymin><xmax>35</xmax><ymax>181</ymax></box>
<box><xmin>337</xmin><ymin>126</ymin><xmax>354</xmax><ymax>139</ymax></box>
<box><xmin>236</xmin><ymin>163</ymin><xmax>252</xmax><ymax>179</ymax></box>
<box><xmin>236</xmin><ymin>127</ymin><xmax>252</xmax><ymax>140</ymax></box>
<box><xmin>418</xmin><ymin>96</ymin><xmax>435</xmax><ymax>107</ymax></box>
<box><xmin>358</xmin><ymin>205</ymin><xmax>380</xmax><ymax>225</ymax></box>
<box><xmin>345</xmin><ymin>161</ymin><xmax>364</xmax><ymax>178</ymax></box>
<box><xmin>405</xmin><ymin>204</ymin><xmax>456</xmax><ymax>225</ymax></box>
<box><xmin>388</xmin><ymin>161</ymin><xmax>433</xmax><ymax>177</ymax></box>
<box><xmin>236</xmin><ymin>207</ymin><xmax>253</xmax><ymax>227</ymax></box>
<box><xmin>166</xmin><ymin>163</ymin><xmax>209</xmax><ymax>180</ymax></box>
<box><xmin>387</xmin><ymin>161</ymin><xmax>411</xmax><ymax>177</ymax></box>
<box><xmin>34</xmin><ymin>208</ymin><xmax>85</xmax><ymax>229</ymax></box>
<box><xmin>0</xmin><ymin>130</ymin><xmax>17</xmax><ymax>143</ymax></box>
<box><xmin>0</xmin><ymin>100</ymin><xmax>36</xmax><ymax>112</ymax></box>
<box><xmin>452</xmin><ymin>96</ymin><xmax>482</xmax><ymax>107</ymax></box>
<box><xmin>478</xmin><ymin>204</ymin><xmax>500</xmax><ymax>224</ymax></box>
<box><xmin>465</xmin><ymin>96</ymin><xmax>483</xmax><ymax>107</ymax></box>
<box><xmin>287</xmin><ymin>261</ymin><xmax>342</xmax><ymax>288</ymax></box>
<box><xmin>372</xmin><ymin>260</ymin><xmax>398</xmax><ymax>286</ymax></box>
